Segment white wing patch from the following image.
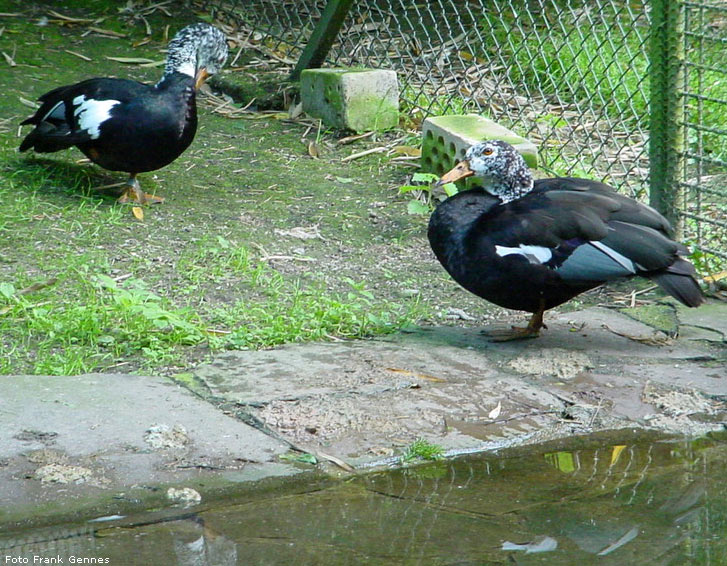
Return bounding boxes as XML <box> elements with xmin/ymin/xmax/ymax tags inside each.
<box><xmin>495</xmin><ymin>244</ymin><xmax>553</xmax><ymax>264</ymax></box>
<box><xmin>72</xmin><ymin>95</ymin><xmax>119</xmax><ymax>139</ymax></box>
<box><xmin>589</xmin><ymin>241</ymin><xmax>638</xmax><ymax>273</ymax></box>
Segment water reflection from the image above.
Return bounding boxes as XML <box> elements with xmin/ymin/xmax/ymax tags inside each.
<box><xmin>2</xmin><ymin>431</ymin><xmax>726</xmax><ymax>565</ymax></box>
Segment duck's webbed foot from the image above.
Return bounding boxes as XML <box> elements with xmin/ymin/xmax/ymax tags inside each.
<box><xmin>481</xmin><ymin>304</ymin><xmax>546</xmax><ymax>342</ymax></box>
<box><xmin>117</xmin><ymin>174</ymin><xmax>164</xmax><ymax>205</ymax></box>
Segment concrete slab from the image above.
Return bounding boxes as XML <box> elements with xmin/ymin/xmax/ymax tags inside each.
<box><xmin>192</xmin><ymin>303</ymin><xmax>726</xmax><ymax>467</ymax></box>
<box><xmin>0</xmin><ymin>373</ymin><xmax>293</xmax><ymax>524</ymax></box>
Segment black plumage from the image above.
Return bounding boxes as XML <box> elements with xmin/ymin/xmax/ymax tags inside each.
<box><xmin>428</xmin><ymin>140</ymin><xmax>704</xmax><ymax>340</ymax></box>
<box><xmin>19</xmin><ymin>23</ymin><xmax>228</xmax><ymax>204</ymax></box>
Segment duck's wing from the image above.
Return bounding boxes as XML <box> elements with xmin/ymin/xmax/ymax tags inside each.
<box><xmin>535</xmin><ymin>177</ymin><xmax>673</xmax><ymax>235</ymax></box>
<box><xmin>476</xmin><ymin>186</ymin><xmax>685</xmax><ymax>285</ymax></box>
<box><xmin>19</xmin><ymin>78</ymin><xmax>148</xmax><ymax>153</ymax></box>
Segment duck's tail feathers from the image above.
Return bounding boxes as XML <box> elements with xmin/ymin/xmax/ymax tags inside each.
<box><xmin>651</xmin><ymin>258</ymin><xmax>704</xmax><ymax>307</ymax></box>
<box><xmin>19</xmin><ymin>123</ymin><xmax>76</xmax><ymax>153</ymax></box>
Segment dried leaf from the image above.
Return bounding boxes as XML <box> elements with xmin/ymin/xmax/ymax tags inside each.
<box><xmin>243</xmin><ymin>112</ymin><xmax>289</xmax><ymax>120</ymax></box>
<box><xmin>132</xmin><ymin>206</ymin><xmax>144</xmax><ymax>221</ymax></box>
<box><xmin>132</xmin><ymin>38</ymin><xmax>152</xmax><ymax>48</ymax></box>
<box><xmin>341</xmin><ymin>146</ymin><xmax>387</xmax><ymax>162</ymax></box>
<box><xmin>488</xmin><ymin>401</ymin><xmax>502</xmax><ymax>420</ymax></box>
<box><xmin>705</xmin><ymin>270</ymin><xmax>727</xmax><ymax>283</ymax></box>
<box><xmin>392</xmin><ymin>145</ymin><xmax>422</xmax><ymax>157</ymax></box>
<box><xmin>316</xmin><ymin>451</ymin><xmax>354</xmax><ymax>472</ymax></box>
<box><xmin>64</xmin><ymin>50</ymin><xmax>92</xmax><ymax>61</ymax></box>
<box><xmin>601</xmin><ymin>324</ymin><xmax>672</xmax><ymax>345</ymax></box>
<box><xmin>18</xmin><ymin>278</ymin><xmax>58</xmax><ymax>296</ymax></box>
<box><xmin>2</xmin><ymin>51</ymin><xmax>16</xmax><ymax>67</ymax></box>
<box><xmin>386</xmin><ymin>367</ymin><xmax>445</xmax><ymax>382</ymax></box>
<box><xmin>274</xmin><ymin>226</ymin><xmax>321</xmax><ymax>240</ymax></box>
<box><xmin>105</xmin><ymin>56</ymin><xmax>155</xmax><ymax>64</ymax></box>
<box><xmin>204</xmin><ymin>328</ymin><xmax>231</xmax><ymax>336</ymax></box>
<box><xmin>137</xmin><ymin>60</ymin><xmax>165</xmax><ymax>68</ymax></box>
<box><xmin>47</xmin><ymin>10</ymin><xmax>93</xmax><ymax>23</ymax></box>
<box><xmin>288</xmin><ymin>101</ymin><xmax>303</xmax><ymax>119</ymax></box>
<box><xmin>610</xmin><ymin>445</ymin><xmax>627</xmax><ymax>466</ymax></box>
<box><xmin>18</xmin><ymin>96</ymin><xmax>39</xmax><ymax>109</ymax></box>
<box><xmin>88</xmin><ymin>27</ymin><xmax>127</xmax><ymax>38</ymax></box>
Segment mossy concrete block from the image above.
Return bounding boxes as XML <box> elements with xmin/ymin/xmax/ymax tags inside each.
<box><xmin>421</xmin><ymin>115</ymin><xmax>538</xmax><ymax>188</ymax></box>
<box><xmin>300</xmin><ymin>68</ymin><xmax>399</xmax><ymax>132</ymax></box>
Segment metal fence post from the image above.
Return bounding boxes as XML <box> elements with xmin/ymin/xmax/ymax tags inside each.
<box><xmin>290</xmin><ymin>0</ymin><xmax>355</xmax><ymax>81</ymax></box>
<box><xmin>649</xmin><ymin>0</ymin><xmax>686</xmax><ymax>234</ymax></box>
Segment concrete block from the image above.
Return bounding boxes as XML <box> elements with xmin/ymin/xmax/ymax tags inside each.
<box><xmin>421</xmin><ymin>114</ymin><xmax>538</xmax><ymax>188</ymax></box>
<box><xmin>301</xmin><ymin>68</ymin><xmax>399</xmax><ymax>133</ymax></box>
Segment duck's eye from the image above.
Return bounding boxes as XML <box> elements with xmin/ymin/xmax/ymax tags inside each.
<box><xmin>483</xmin><ymin>148</ymin><xmax>494</xmax><ymax>156</ymax></box>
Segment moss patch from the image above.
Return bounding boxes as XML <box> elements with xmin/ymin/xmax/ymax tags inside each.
<box><xmin>621</xmin><ymin>303</ymin><xmax>680</xmax><ymax>335</ymax></box>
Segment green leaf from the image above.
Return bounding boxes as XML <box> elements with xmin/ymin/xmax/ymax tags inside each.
<box><xmin>442</xmin><ymin>182</ymin><xmax>459</xmax><ymax>197</ymax></box>
<box><xmin>279</xmin><ymin>452</ymin><xmax>318</xmax><ymax>465</ymax></box>
<box><xmin>0</xmin><ymin>282</ymin><xmax>15</xmax><ymax>300</ymax></box>
<box><xmin>398</xmin><ymin>185</ymin><xmax>420</xmax><ymax>195</ymax></box>
<box><xmin>407</xmin><ymin>200</ymin><xmax>430</xmax><ymax>215</ymax></box>
<box><xmin>93</xmin><ymin>274</ymin><xmax>117</xmax><ymax>290</ymax></box>
<box><xmin>411</xmin><ymin>172</ymin><xmax>439</xmax><ymax>184</ymax></box>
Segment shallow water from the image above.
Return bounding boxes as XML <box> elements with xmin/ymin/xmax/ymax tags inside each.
<box><xmin>3</xmin><ymin>430</ymin><xmax>727</xmax><ymax>565</ymax></box>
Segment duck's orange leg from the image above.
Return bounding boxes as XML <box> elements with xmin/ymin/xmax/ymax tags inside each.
<box><xmin>117</xmin><ymin>174</ymin><xmax>164</xmax><ymax>205</ymax></box>
<box><xmin>482</xmin><ymin>301</ymin><xmax>546</xmax><ymax>341</ymax></box>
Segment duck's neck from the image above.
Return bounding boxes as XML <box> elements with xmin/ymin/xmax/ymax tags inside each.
<box><xmin>155</xmin><ymin>70</ymin><xmax>196</xmax><ymax>92</ymax></box>
<box><xmin>480</xmin><ymin>174</ymin><xmax>533</xmax><ymax>204</ymax></box>
<box><xmin>157</xmin><ymin>47</ymin><xmax>196</xmax><ymax>88</ymax></box>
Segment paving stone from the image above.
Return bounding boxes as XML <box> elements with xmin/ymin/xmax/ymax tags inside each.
<box><xmin>301</xmin><ymin>68</ymin><xmax>399</xmax><ymax>132</ymax></box>
<box><xmin>0</xmin><ymin>373</ymin><xmax>293</xmax><ymax>518</ymax></box>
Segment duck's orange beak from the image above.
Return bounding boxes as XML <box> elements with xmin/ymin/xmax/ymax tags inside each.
<box><xmin>194</xmin><ymin>67</ymin><xmax>211</xmax><ymax>90</ymax></box>
<box><xmin>435</xmin><ymin>160</ymin><xmax>474</xmax><ymax>187</ymax></box>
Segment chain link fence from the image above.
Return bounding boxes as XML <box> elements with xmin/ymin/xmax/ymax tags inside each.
<box><xmin>194</xmin><ymin>0</ymin><xmax>726</xmax><ymax>267</ymax></box>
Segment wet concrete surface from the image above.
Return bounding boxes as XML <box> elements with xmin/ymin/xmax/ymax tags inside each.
<box><xmin>1</xmin><ymin>302</ymin><xmax>725</xmax><ymax>529</ymax></box>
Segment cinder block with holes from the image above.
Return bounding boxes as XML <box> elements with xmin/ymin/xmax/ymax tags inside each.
<box><xmin>300</xmin><ymin>68</ymin><xmax>399</xmax><ymax>133</ymax></box>
<box><xmin>421</xmin><ymin>115</ymin><xmax>538</xmax><ymax>188</ymax></box>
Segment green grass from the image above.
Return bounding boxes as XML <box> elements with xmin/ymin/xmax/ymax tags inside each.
<box><xmin>401</xmin><ymin>438</ymin><xmax>446</xmax><ymax>463</ymax></box>
<box><xmin>0</xmin><ymin>152</ymin><xmax>426</xmax><ymax>375</ymax></box>
<box><xmin>0</xmin><ymin>228</ymin><xmax>424</xmax><ymax>374</ymax></box>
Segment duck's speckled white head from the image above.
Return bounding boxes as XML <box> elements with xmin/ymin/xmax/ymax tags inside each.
<box><xmin>162</xmin><ymin>23</ymin><xmax>228</xmax><ymax>88</ymax></box>
<box><xmin>464</xmin><ymin>141</ymin><xmax>534</xmax><ymax>203</ymax></box>
<box><xmin>437</xmin><ymin>140</ymin><xmax>534</xmax><ymax>204</ymax></box>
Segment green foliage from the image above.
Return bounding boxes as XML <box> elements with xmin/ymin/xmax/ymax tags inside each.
<box><xmin>688</xmin><ymin>246</ymin><xmax>724</xmax><ymax>277</ymax></box>
<box><xmin>399</xmin><ymin>172</ymin><xmax>458</xmax><ymax>215</ymax></box>
<box><xmin>185</xmin><ymin>239</ymin><xmax>424</xmax><ymax>350</ymax></box>
<box><xmin>0</xmin><ymin>270</ymin><xmax>204</xmax><ymax>375</ymax></box>
<box><xmin>479</xmin><ymin>6</ymin><xmax>649</xmax><ymax>131</ymax></box>
<box><xmin>0</xmin><ymin>244</ymin><xmax>424</xmax><ymax>375</ymax></box>
<box><xmin>400</xmin><ymin>85</ymin><xmax>471</xmax><ymax>121</ymax></box>
<box><xmin>279</xmin><ymin>451</ymin><xmax>318</xmax><ymax>465</ymax></box>
<box><xmin>402</xmin><ymin>438</ymin><xmax>446</xmax><ymax>463</ymax></box>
